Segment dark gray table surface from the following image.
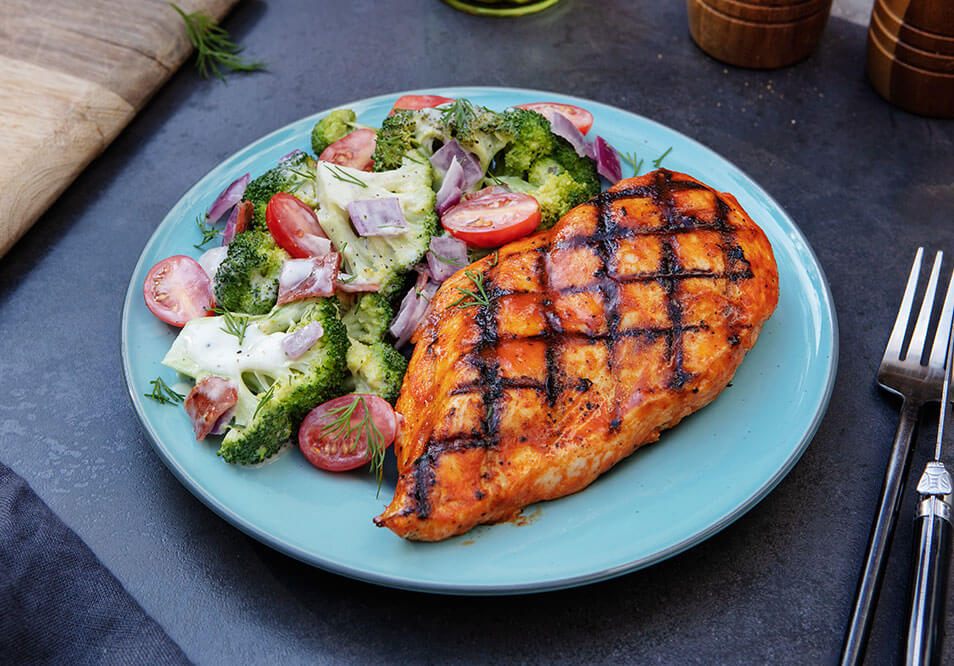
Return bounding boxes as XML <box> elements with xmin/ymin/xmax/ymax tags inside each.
<box><xmin>3</xmin><ymin>0</ymin><xmax>954</xmax><ymax>663</ymax></box>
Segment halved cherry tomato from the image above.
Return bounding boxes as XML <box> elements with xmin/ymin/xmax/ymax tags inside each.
<box><xmin>299</xmin><ymin>394</ymin><xmax>398</xmax><ymax>472</ymax></box>
<box><xmin>266</xmin><ymin>193</ymin><xmax>330</xmax><ymax>259</ymax></box>
<box><xmin>143</xmin><ymin>255</ymin><xmax>214</xmax><ymax>327</ymax></box>
<box><xmin>388</xmin><ymin>94</ymin><xmax>455</xmax><ymax>116</ymax></box>
<box><xmin>515</xmin><ymin>102</ymin><xmax>594</xmax><ymax>135</ymax></box>
<box><xmin>441</xmin><ymin>190</ymin><xmax>541</xmax><ymax>248</ymax></box>
<box><xmin>318</xmin><ymin>128</ymin><xmax>376</xmax><ymax>171</ymax></box>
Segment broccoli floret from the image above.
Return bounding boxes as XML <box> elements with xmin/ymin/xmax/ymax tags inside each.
<box><xmin>162</xmin><ymin>297</ymin><xmax>350</xmax><ymax>465</ymax></box>
<box><xmin>213</xmin><ymin>230</ymin><xmax>289</xmax><ymax>315</ymax></box>
<box><xmin>242</xmin><ymin>151</ymin><xmax>319</xmax><ymax>228</ymax></box>
<box><xmin>373</xmin><ymin>100</ymin><xmax>513</xmax><ymax>173</ymax></box>
<box><xmin>342</xmin><ymin>292</ymin><xmax>395</xmax><ymax>344</ymax></box>
<box><xmin>311</xmin><ymin>109</ymin><xmax>357</xmax><ymax>155</ymax></box>
<box><xmin>315</xmin><ymin>157</ymin><xmax>438</xmax><ymax>298</ymax></box>
<box><xmin>374</xmin><ymin>100</ymin><xmax>599</xmax><ymax>231</ymax></box>
<box><xmin>490</xmin><ymin>109</ymin><xmax>601</xmax><ymax>228</ymax></box>
<box><xmin>497</xmin><ymin>107</ymin><xmax>557</xmax><ymax>177</ymax></box>
<box><xmin>496</xmin><ymin>152</ymin><xmax>600</xmax><ymax>229</ymax></box>
<box><xmin>346</xmin><ymin>339</ymin><xmax>407</xmax><ymax>404</ymax></box>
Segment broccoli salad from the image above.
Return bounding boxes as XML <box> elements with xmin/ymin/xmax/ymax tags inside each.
<box><xmin>142</xmin><ymin>96</ymin><xmax>621</xmax><ymax>480</ymax></box>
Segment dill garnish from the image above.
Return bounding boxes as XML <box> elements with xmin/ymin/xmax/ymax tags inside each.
<box><xmin>145</xmin><ymin>377</ymin><xmax>185</xmax><ymax>405</ymax></box>
<box><xmin>321</xmin><ymin>396</ymin><xmax>387</xmax><ymax>489</ymax></box>
<box><xmin>619</xmin><ymin>151</ymin><xmax>644</xmax><ymax>177</ymax></box>
<box><xmin>325</xmin><ymin>163</ymin><xmax>367</xmax><ymax>188</ymax></box>
<box><xmin>171</xmin><ymin>3</ymin><xmax>266</xmax><ymax>81</ymax></box>
<box><xmin>209</xmin><ymin>307</ymin><xmax>250</xmax><ymax>344</ymax></box>
<box><xmin>652</xmin><ymin>147</ymin><xmax>672</xmax><ymax>169</ymax></box>
<box><xmin>193</xmin><ymin>214</ymin><xmax>219</xmax><ymax>249</ymax></box>
<box><xmin>448</xmin><ymin>269</ymin><xmax>491</xmax><ymax>309</ymax></box>
<box><xmin>429</xmin><ymin>251</ymin><xmax>464</xmax><ymax>266</ymax></box>
<box><xmin>252</xmin><ymin>384</ymin><xmax>275</xmax><ymax>420</ymax></box>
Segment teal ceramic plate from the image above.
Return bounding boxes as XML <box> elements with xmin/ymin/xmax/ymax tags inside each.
<box><xmin>121</xmin><ymin>87</ymin><xmax>837</xmax><ymax>594</ymax></box>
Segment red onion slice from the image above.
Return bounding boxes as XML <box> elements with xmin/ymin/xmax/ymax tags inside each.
<box><xmin>206</xmin><ymin>173</ymin><xmax>250</xmax><ymax>224</ymax></box>
<box><xmin>434</xmin><ymin>157</ymin><xmax>465</xmax><ymax>215</ymax></box>
<box><xmin>390</xmin><ymin>274</ymin><xmax>439</xmax><ymax>347</ymax></box>
<box><xmin>430</xmin><ymin>140</ymin><xmax>483</xmax><ymax>191</ymax></box>
<box><xmin>282</xmin><ymin>321</ymin><xmax>325</xmax><ymax>359</ymax></box>
<box><xmin>223</xmin><ymin>201</ymin><xmax>254</xmax><ymax>246</ymax></box>
<box><xmin>277</xmin><ymin>254</ymin><xmax>341</xmax><ymax>305</ymax></box>
<box><xmin>426</xmin><ymin>235</ymin><xmax>468</xmax><ymax>282</ymax></box>
<box><xmin>550</xmin><ymin>112</ymin><xmax>589</xmax><ymax>159</ymax></box>
<box><xmin>221</xmin><ymin>205</ymin><xmax>240</xmax><ymax>246</ymax></box>
<box><xmin>347</xmin><ymin>197</ymin><xmax>408</xmax><ymax>237</ymax></box>
<box><xmin>198</xmin><ymin>246</ymin><xmax>229</xmax><ymax>283</ymax></box>
<box><xmin>593</xmin><ymin>136</ymin><xmax>622</xmax><ymax>182</ymax></box>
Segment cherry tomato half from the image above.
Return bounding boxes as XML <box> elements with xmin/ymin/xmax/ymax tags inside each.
<box><xmin>388</xmin><ymin>94</ymin><xmax>455</xmax><ymax>116</ymax></box>
<box><xmin>515</xmin><ymin>102</ymin><xmax>594</xmax><ymax>135</ymax></box>
<box><xmin>143</xmin><ymin>255</ymin><xmax>214</xmax><ymax>327</ymax></box>
<box><xmin>441</xmin><ymin>190</ymin><xmax>541</xmax><ymax>248</ymax></box>
<box><xmin>266</xmin><ymin>193</ymin><xmax>330</xmax><ymax>259</ymax></box>
<box><xmin>318</xmin><ymin>128</ymin><xmax>376</xmax><ymax>171</ymax></box>
<box><xmin>299</xmin><ymin>394</ymin><xmax>398</xmax><ymax>472</ymax></box>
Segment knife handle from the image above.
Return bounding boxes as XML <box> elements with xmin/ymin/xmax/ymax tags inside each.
<box><xmin>842</xmin><ymin>399</ymin><xmax>920</xmax><ymax>666</ymax></box>
<box><xmin>905</xmin><ymin>496</ymin><xmax>952</xmax><ymax>666</ymax></box>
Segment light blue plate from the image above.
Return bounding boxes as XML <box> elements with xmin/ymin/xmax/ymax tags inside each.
<box><xmin>121</xmin><ymin>87</ymin><xmax>838</xmax><ymax>594</ymax></box>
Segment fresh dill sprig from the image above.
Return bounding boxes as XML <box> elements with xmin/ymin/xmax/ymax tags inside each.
<box><xmin>193</xmin><ymin>214</ymin><xmax>219</xmax><ymax>249</ymax></box>
<box><xmin>448</xmin><ymin>269</ymin><xmax>491</xmax><ymax>309</ymax></box>
<box><xmin>286</xmin><ymin>167</ymin><xmax>313</xmax><ymax>180</ymax></box>
<box><xmin>619</xmin><ymin>151</ymin><xmax>644</xmax><ymax>177</ymax></box>
<box><xmin>209</xmin><ymin>307</ymin><xmax>250</xmax><ymax>344</ymax></box>
<box><xmin>440</xmin><ymin>98</ymin><xmax>477</xmax><ymax>129</ymax></box>
<box><xmin>490</xmin><ymin>250</ymin><xmax>499</xmax><ymax>267</ymax></box>
<box><xmin>652</xmin><ymin>147</ymin><xmax>672</xmax><ymax>169</ymax></box>
<box><xmin>320</xmin><ymin>396</ymin><xmax>387</xmax><ymax>490</ymax></box>
<box><xmin>171</xmin><ymin>3</ymin><xmax>266</xmax><ymax>81</ymax></box>
<box><xmin>252</xmin><ymin>384</ymin><xmax>275</xmax><ymax>420</ymax></box>
<box><xmin>325</xmin><ymin>163</ymin><xmax>367</xmax><ymax>188</ymax></box>
<box><xmin>145</xmin><ymin>377</ymin><xmax>185</xmax><ymax>405</ymax></box>
<box><xmin>429</xmin><ymin>250</ymin><xmax>464</xmax><ymax>266</ymax></box>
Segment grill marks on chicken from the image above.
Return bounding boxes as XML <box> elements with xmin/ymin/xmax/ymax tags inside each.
<box><xmin>376</xmin><ymin>169</ymin><xmax>779</xmax><ymax>540</ymax></box>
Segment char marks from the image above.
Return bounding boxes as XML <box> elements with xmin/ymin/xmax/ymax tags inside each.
<box><xmin>407</xmin><ymin>169</ymin><xmax>757</xmax><ymax>521</ymax></box>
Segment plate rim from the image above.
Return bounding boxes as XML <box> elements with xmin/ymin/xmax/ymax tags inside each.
<box><xmin>121</xmin><ymin>86</ymin><xmax>839</xmax><ymax>595</ymax></box>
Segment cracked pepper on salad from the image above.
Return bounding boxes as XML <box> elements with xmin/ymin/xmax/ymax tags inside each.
<box><xmin>143</xmin><ymin>96</ymin><xmax>625</xmax><ymax>483</ymax></box>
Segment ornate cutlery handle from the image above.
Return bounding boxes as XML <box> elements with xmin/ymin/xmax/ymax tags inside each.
<box><xmin>906</xmin><ymin>492</ymin><xmax>952</xmax><ymax>665</ymax></box>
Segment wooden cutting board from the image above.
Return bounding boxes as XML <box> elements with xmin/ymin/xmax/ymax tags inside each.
<box><xmin>0</xmin><ymin>0</ymin><xmax>238</xmax><ymax>258</ymax></box>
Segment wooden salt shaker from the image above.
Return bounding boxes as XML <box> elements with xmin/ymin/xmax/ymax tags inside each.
<box><xmin>687</xmin><ymin>0</ymin><xmax>834</xmax><ymax>68</ymax></box>
<box><xmin>866</xmin><ymin>0</ymin><xmax>954</xmax><ymax>117</ymax></box>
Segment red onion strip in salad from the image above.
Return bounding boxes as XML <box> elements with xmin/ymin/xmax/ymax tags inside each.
<box><xmin>347</xmin><ymin>198</ymin><xmax>408</xmax><ymax>236</ymax></box>
<box><xmin>206</xmin><ymin>173</ymin><xmax>250</xmax><ymax>224</ymax></box>
<box><xmin>282</xmin><ymin>321</ymin><xmax>325</xmax><ymax>360</ymax></box>
<box><xmin>426</xmin><ymin>235</ymin><xmax>468</xmax><ymax>282</ymax></box>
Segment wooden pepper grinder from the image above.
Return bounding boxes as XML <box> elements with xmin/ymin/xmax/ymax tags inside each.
<box><xmin>866</xmin><ymin>0</ymin><xmax>954</xmax><ymax>117</ymax></box>
<box><xmin>687</xmin><ymin>0</ymin><xmax>835</xmax><ymax>69</ymax></box>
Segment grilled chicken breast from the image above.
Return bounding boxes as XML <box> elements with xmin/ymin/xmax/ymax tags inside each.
<box><xmin>375</xmin><ymin>169</ymin><xmax>779</xmax><ymax>541</ymax></box>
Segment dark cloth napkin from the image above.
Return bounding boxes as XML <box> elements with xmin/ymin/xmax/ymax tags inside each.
<box><xmin>0</xmin><ymin>462</ymin><xmax>189</xmax><ymax>665</ymax></box>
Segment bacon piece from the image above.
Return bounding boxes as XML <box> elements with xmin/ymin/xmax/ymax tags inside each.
<box><xmin>277</xmin><ymin>254</ymin><xmax>341</xmax><ymax>305</ymax></box>
<box><xmin>185</xmin><ymin>376</ymin><xmax>238</xmax><ymax>441</ymax></box>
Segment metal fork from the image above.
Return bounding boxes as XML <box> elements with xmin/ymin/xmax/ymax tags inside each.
<box><xmin>841</xmin><ymin>248</ymin><xmax>954</xmax><ymax>666</ymax></box>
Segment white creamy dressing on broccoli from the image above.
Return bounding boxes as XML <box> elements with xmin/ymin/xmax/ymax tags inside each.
<box><xmin>173</xmin><ymin>321</ymin><xmax>288</xmax><ymax>377</ymax></box>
